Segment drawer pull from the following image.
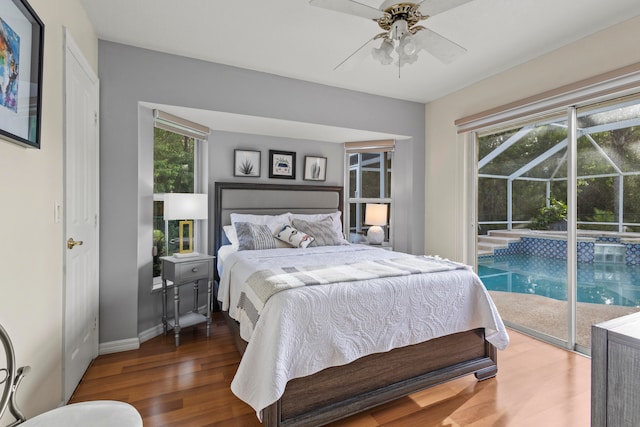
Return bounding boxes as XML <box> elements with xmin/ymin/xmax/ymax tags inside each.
<box><xmin>191</xmin><ymin>267</ymin><xmax>198</xmax><ymax>273</ymax></box>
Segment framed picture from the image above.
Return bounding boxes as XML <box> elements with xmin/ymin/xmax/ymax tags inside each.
<box><xmin>0</xmin><ymin>0</ymin><xmax>44</xmax><ymax>149</ymax></box>
<box><xmin>304</xmin><ymin>156</ymin><xmax>327</xmax><ymax>181</ymax></box>
<box><xmin>269</xmin><ymin>150</ymin><xmax>296</xmax><ymax>179</ymax></box>
<box><xmin>234</xmin><ymin>149</ymin><xmax>261</xmax><ymax>177</ymax></box>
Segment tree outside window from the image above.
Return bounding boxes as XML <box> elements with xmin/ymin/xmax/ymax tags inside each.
<box><xmin>153</xmin><ymin>128</ymin><xmax>195</xmax><ymax>277</ymax></box>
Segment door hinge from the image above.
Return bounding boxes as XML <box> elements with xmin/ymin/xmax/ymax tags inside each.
<box><xmin>94</xmin><ymin>111</ymin><xmax>98</xmax><ymax>125</ymax></box>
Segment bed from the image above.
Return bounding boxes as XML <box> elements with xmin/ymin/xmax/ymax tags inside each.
<box><xmin>213</xmin><ymin>182</ymin><xmax>509</xmax><ymax>427</ymax></box>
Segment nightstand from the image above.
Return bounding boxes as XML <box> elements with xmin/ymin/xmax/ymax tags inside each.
<box><xmin>160</xmin><ymin>255</ymin><xmax>215</xmax><ymax>346</ymax></box>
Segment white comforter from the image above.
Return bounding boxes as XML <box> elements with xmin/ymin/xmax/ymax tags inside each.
<box><xmin>218</xmin><ymin>245</ymin><xmax>509</xmax><ymax>419</ymax></box>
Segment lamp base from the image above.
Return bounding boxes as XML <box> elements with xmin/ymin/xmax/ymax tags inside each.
<box><xmin>178</xmin><ymin>220</ymin><xmax>194</xmax><ymax>254</ymax></box>
<box><xmin>367</xmin><ymin>226</ymin><xmax>384</xmax><ymax>245</ymax></box>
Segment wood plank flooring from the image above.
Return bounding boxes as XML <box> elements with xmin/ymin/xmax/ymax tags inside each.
<box><xmin>70</xmin><ymin>313</ymin><xmax>591</xmax><ymax>426</ymax></box>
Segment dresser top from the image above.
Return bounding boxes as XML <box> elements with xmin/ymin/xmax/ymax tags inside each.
<box><xmin>595</xmin><ymin>311</ymin><xmax>640</xmax><ymax>340</ymax></box>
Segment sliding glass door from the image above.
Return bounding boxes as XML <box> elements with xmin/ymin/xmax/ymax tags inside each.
<box><xmin>574</xmin><ymin>98</ymin><xmax>640</xmax><ymax>350</ymax></box>
<box><xmin>476</xmin><ymin>94</ymin><xmax>640</xmax><ymax>352</ymax></box>
<box><xmin>476</xmin><ymin>113</ymin><xmax>570</xmax><ymax>344</ymax></box>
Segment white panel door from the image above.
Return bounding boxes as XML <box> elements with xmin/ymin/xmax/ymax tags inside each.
<box><xmin>63</xmin><ymin>29</ymin><xmax>100</xmax><ymax>402</ymax></box>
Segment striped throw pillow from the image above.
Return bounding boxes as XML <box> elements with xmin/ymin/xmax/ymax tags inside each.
<box><xmin>235</xmin><ymin>222</ymin><xmax>277</xmax><ymax>251</ymax></box>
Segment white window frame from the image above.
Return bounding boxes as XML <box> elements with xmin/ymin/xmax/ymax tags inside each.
<box><xmin>345</xmin><ymin>140</ymin><xmax>394</xmax><ymax>244</ymax></box>
<box><xmin>152</xmin><ymin>111</ymin><xmax>209</xmax><ymax>289</ymax></box>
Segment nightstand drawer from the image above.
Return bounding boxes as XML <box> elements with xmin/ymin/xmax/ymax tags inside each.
<box><xmin>176</xmin><ymin>260</ymin><xmax>210</xmax><ymax>282</ymax></box>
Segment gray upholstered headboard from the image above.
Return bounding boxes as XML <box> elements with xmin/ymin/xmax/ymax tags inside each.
<box><xmin>213</xmin><ymin>182</ymin><xmax>344</xmax><ymax>256</ymax></box>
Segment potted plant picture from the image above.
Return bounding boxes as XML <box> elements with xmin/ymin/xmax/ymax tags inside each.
<box><xmin>234</xmin><ymin>150</ymin><xmax>260</xmax><ymax>177</ymax></box>
<box><xmin>304</xmin><ymin>156</ymin><xmax>327</xmax><ymax>181</ymax></box>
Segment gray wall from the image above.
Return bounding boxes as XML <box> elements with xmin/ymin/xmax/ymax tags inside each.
<box><xmin>209</xmin><ymin>131</ymin><xmax>345</xmax><ymax>187</ymax></box>
<box><xmin>99</xmin><ymin>40</ymin><xmax>425</xmax><ymax>343</ymax></box>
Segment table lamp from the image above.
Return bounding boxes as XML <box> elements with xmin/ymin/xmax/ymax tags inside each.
<box><xmin>164</xmin><ymin>193</ymin><xmax>208</xmax><ymax>257</ymax></box>
<box><xmin>365</xmin><ymin>203</ymin><xmax>387</xmax><ymax>245</ymax></box>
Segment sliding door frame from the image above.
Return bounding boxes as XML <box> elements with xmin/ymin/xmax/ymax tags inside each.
<box><xmin>465</xmin><ymin>63</ymin><xmax>640</xmax><ymax>352</ymax></box>
<box><xmin>567</xmin><ymin>106</ymin><xmax>578</xmax><ymax>350</ymax></box>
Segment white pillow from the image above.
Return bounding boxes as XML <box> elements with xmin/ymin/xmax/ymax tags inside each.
<box><xmin>289</xmin><ymin>212</ymin><xmax>347</xmax><ymax>243</ymax></box>
<box><xmin>230</xmin><ymin>212</ymin><xmax>291</xmax><ymax>226</ymax></box>
<box><xmin>230</xmin><ymin>213</ymin><xmax>291</xmax><ymax>249</ymax></box>
<box><xmin>222</xmin><ymin>225</ymin><xmax>238</xmax><ymax>249</ymax></box>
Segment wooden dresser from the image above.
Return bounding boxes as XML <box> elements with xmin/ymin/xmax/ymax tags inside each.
<box><xmin>591</xmin><ymin>311</ymin><xmax>640</xmax><ymax>426</ymax></box>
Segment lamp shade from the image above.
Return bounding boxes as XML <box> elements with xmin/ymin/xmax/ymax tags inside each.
<box><xmin>365</xmin><ymin>203</ymin><xmax>388</xmax><ymax>226</ymax></box>
<box><xmin>164</xmin><ymin>193</ymin><xmax>208</xmax><ymax>220</ymax></box>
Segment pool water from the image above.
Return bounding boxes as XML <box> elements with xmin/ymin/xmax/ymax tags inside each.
<box><xmin>478</xmin><ymin>254</ymin><xmax>640</xmax><ymax>307</ymax></box>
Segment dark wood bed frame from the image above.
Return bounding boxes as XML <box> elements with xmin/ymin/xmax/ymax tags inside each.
<box><xmin>214</xmin><ymin>182</ymin><xmax>498</xmax><ymax>427</ymax></box>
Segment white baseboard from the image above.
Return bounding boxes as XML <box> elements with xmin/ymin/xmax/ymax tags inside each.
<box><xmin>99</xmin><ymin>337</ymin><xmax>140</xmax><ymax>355</ymax></box>
<box><xmin>99</xmin><ymin>305</ymin><xmax>210</xmax><ymax>354</ymax></box>
<box><xmin>138</xmin><ymin>324</ymin><xmax>164</xmax><ymax>344</ymax></box>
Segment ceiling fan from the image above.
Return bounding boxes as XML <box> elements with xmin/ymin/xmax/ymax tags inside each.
<box><xmin>309</xmin><ymin>0</ymin><xmax>473</xmax><ymax>73</ymax></box>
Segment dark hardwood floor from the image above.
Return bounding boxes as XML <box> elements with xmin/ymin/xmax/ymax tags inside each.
<box><xmin>70</xmin><ymin>313</ymin><xmax>591</xmax><ymax>426</ymax></box>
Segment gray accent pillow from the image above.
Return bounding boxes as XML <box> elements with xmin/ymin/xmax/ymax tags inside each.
<box><xmin>290</xmin><ymin>212</ymin><xmax>344</xmax><ymax>240</ymax></box>
<box><xmin>291</xmin><ymin>217</ymin><xmax>346</xmax><ymax>247</ymax></box>
<box><xmin>235</xmin><ymin>222</ymin><xmax>277</xmax><ymax>251</ymax></box>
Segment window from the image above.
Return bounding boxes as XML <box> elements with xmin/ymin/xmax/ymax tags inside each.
<box><xmin>345</xmin><ymin>140</ymin><xmax>394</xmax><ymax>244</ymax></box>
<box><xmin>152</xmin><ymin>111</ymin><xmax>209</xmax><ymax>281</ymax></box>
<box><xmin>472</xmin><ymin>89</ymin><xmax>640</xmax><ymax>353</ymax></box>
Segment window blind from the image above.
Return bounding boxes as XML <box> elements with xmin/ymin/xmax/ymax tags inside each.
<box><xmin>154</xmin><ymin>110</ymin><xmax>210</xmax><ymax>140</ymax></box>
<box><xmin>455</xmin><ymin>61</ymin><xmax>640</xmax><ymax>134</ymax></box>
<box><xmin>345</xmin><ymin>139</ymin><xmax>395</xmax><ymax>153</ymax></box>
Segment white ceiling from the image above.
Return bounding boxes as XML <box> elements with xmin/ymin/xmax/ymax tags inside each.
<box><xmin>81</xmin><ymin>0</ymin><xmax>640</xmax><ymax>140</ymax></box>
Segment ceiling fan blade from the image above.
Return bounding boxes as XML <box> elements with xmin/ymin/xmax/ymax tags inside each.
<box><xmin>413</xmin><ymin>27</ymin><xmax>466</xmax><ymax>64</ymax></box>
<box><xmin>416</xmin><ymin>0</ymin><xmax>473</xmax><ymax>17</ymax></box>
<box><xmin>334</xmin><ymin>35</ymin><xmax>381</xmax><ymax>71</ymax></box>
<box><xmin>309</xmin><ymin>0</ymin><xmax>387</xmax><ymax>20</ymax></box>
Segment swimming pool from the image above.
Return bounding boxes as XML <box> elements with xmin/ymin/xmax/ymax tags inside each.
<box><xmin>478</xmin><ymin>254</ymin><xmax>640</xmax><ymax>307</ymax></box>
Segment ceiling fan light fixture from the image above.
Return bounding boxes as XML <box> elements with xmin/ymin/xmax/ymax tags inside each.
<box><xmin>397</xmin><ymin>50</ymin><xmax>419</xmax><ymax>67</ymax></box>
<box><xmin>391</xmin><ymin>19</ymin><xmax>409</xmax><ymax>40</ymax></box>
<box><xmin>398</xmin><ymin>33</ymin><xmax>417</xmax><ymax>56</ymax></box>
<box><xmin>372</xmin><ymin>38</ymin><xmax>394</xmax><ymax>65</ymax></box>
<box><xmin>308</xmin><ymin>0</ymin><xmax>471</xmax><ymax>72</ymax></box>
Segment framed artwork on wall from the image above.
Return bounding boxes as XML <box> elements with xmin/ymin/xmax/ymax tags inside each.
<box><xmin>303</xmin><ymin>156</ymin><xmax>327</xmax><ymax>181</ymax></box>
<box><xmin>269</xmin><ymin>150</ymin><xmax>296</xmax><ymax>179</ymax></box>
<box><xmin>234</xmin><ymin>149</ymin><xmax>261</xmax><ymax>177</ymax></box>
<box><xmin>0</xmin><ymin>0</ymin><xmax>44</xmax><ymax>149</ymax></box>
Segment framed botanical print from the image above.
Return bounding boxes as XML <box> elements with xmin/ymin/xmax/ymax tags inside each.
<box><xmin>269</xmin><ymin>150</ymin><xmax>296</xmax><ymax>179</ymax></box>
<box><xmin>0</xmin><ymin>0</ymin><xmax>44</xmax><ymax>149</ymax></box>
<box><xmin>234</xmin><ymin>149</ymin><xmax>260</xmax><ymax>177</ymax></box>
<box><xmin>303</xmin><ymin>156</ymin><xmax>327</xmax><ymax>181</ymax></box>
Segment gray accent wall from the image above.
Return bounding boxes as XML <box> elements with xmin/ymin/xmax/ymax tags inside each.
<box><xmin>210</xmin><ymin>131</ymin><xmax>345</xmax><ymax>188</ymax></box>
<box><xmin>98</xmin><ymin>40</ymin><xmax>425</xmax><ymax>343</ymax></box>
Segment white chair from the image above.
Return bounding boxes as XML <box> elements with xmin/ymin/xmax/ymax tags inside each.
<box><xmin>1</xmin><ymin>324</ymin><xmax>142</xmax><ymax>427</ymax></box>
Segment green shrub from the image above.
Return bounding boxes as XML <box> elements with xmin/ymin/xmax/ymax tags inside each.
<box><xmin>589</xmin><ymin>207</ymin><xmax>614</xmax><ymax>223</ymax></box>
<box><xmin>153</xmin><ymin>229</ymin><xmax>166</xmax><ymax>276</ymax></box>
<box><xmin>530</xmin><ymin>199</ymin><xmax>567</xmax><ymax>230</ymax></box>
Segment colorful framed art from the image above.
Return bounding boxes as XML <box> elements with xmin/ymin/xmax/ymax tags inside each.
<box><xmin>0</xmin><ymin>0</ymin><xmax>44</xmax><ymax>149</ymax></box>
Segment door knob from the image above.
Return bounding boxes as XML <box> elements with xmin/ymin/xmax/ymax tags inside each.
<box><xmin>67</xmin><ymin>238</ymin><xmax>84</xmax><ymax>249</ymax></box>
